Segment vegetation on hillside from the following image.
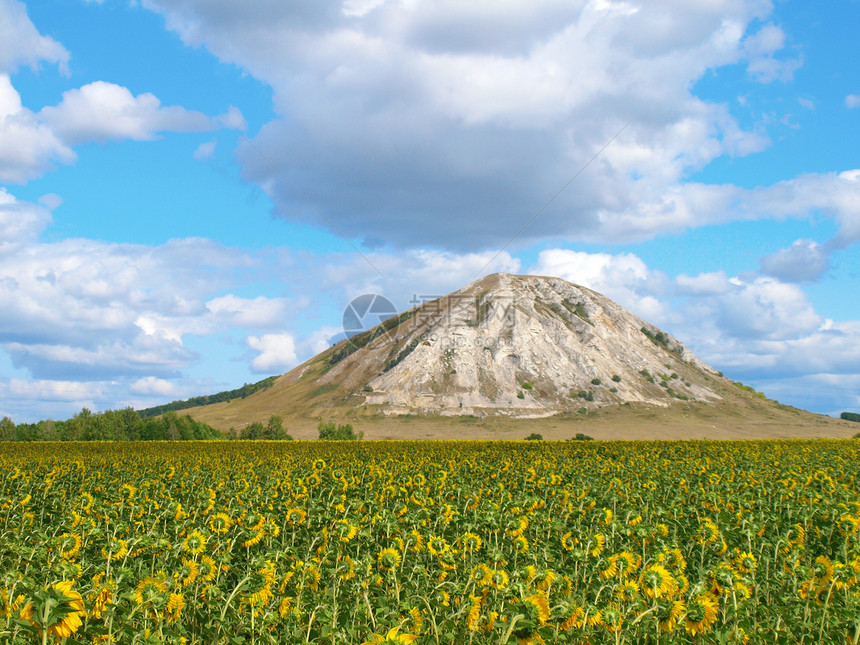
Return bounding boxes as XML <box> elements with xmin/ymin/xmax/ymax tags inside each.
<box><xmin>0</xmin><ymin>408</ymin><xmax>222</xmax><ymax>441</ymax></box>
<box><xmin>137</xmin><ymin>376</ymin><xmax>279</xmax><ymax>417</ymax></box>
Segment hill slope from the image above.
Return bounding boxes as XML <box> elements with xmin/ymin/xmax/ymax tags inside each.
<box><xmin>181</xmin><ymin>273</ymin><xmax>854</xmax><ymax>439</ymax></box>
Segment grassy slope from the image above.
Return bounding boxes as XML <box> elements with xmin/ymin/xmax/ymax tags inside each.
<box><xmin>180</xmin><ymin>346</ymin><xmax>857</xmax><ymax>440</ymax></box>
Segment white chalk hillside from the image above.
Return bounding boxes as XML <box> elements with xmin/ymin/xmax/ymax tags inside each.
<box><xmin>318</xmin><ymin>273</ymin><xmax>724</xmax><ymax>417</ymax></box>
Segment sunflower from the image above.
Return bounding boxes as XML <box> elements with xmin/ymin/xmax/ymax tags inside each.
<box><xmin>198</xmin><ymin>555</ymin><xmax>218</xmax><ymax>583</ymax></box>
<box><xmin>514</xmin><ymin>535</ymin><xmax>529</xmax><ymax>554</ymax></box>
<box><xmin>697</xmin><ymin>518</ymin><xmax>720</xmax><ymax>545</ymax></box>
<box><xmin>243</xmin><ymin>561</ymin><xmax>276</xmax><ymax>609</ymax></box>
<box><xmin>507</xmin><ymin>515</ymin><xmax>529</xmax><ymax>538</ymax></box>
<box><xmin>588</xmin><ymin>534</ymin><xmax>605</xmax><ymax>557</ymax></box>
<box><xmin>656</xmin><ymin>599</ymin><xmax>685</xmax><ymax>633</ymax></box>
<box><xmin>208</xmin><ymin>512</ymin><xmax>233</xmax><ymax>534</ymax></box>
<box><xmin>378</xmin><ymin>547</ymin><xmax>402</xmax><ymax>572</ymax></box>
<box><xmin>641</xmin><ymin>564</ymin><xmax>676</xmax><ymax>599</ymax></box>
<box><xmin>339</xmin><ymin>555</ymin><xmax>356</xmax><ymax>581</ymax></box>
<box><xmin>561</xmin><ymin>532</ymin><xmax>577</xmax><ymax>552</ymax></box>
<box><xmin>616</xmin><ymin>550</ymin><xmax>639</xmax><ymax>577</ymax></box>
<box><xmin>510</xmin><ymin>593</ymin><xmax>550</xmax><ymax>642</ymax></box>
<box><xmin>101</xmin><ymin>537</ymin><xmax>129</xmax><ymax>562</ymax></box>
<box><xmin>182</xmin><ymin>529</ymin><xmax>207</xmax><ymax>554</ymax></box>
<box><xmin>813</xmin><ymin>555</ymin><xmax>834</xmax><ymax>586</ymax></box>
<box><xmin>19</xmin><ymin>580</ymin><xmax>87</xmax><ymax>640</ymax></box>
<box><xmin>601</xmin><ymin>606</ymin><xmax>623</xmax><ymax>633</ymax></box>
<box><xmin>89</xmin><ymin>581</ymin><xmax>113</xmax><ymax>619</ymax></box>
<box><xmin>165</xmin><ymin>592</ymin><xmax>184</xmax><ymax>623</ymax></box>
<box><xmin>177</xmin><ymin>558</ymin><xmax>199</xmax><ymax>587</ymax></box>
<box><xmin>427</xmin><ymin>535</ymin><xmax>449</xmax><ymax>557</ymax></box>
<box><xmin>600</xmin><ymin>555</ymin><xmax>619</xmax><ymax>579</ymax></box>
<box><xmin>335</xmin><ymin>519</ymin><xmax>359</xmax><ymax>543</ymax></box>
<box><xmin>615</xmin><ymin>579</ymin><xmax>640</xmax><ymax>603</ymax></box>
<box><xmin>684</xmin><ymin>594</ymin><xmax>719</xmax><ymax>636</ymax></box>
<box><xmin>285</xmin><ymin>507</ymin><xmax>307</xmax><ymax>527</ymax></box>
<box><xmin>471</xmin><ymin>563</ymin><xmax>493</xmax><ymax>587</ymax></box>
<box><xmin>559</xmin><ymin>605</ymin><xmax>584</xmax><ymax>630</ymax></box>
<box><xmin>59</xmin><ymin>532</ymin><xmax>82</xmax><ymax>560</ymax></box>
<box><xmin>134</xmin><ymin>573</ymin><xmax>170</xmax><ymax>615</ymax></box>
<box><xmin>466</xmin><ymin>595</ymin><xmax>483</xmax><ymax>631</ymax></box>
<box><xmin>489</xmin><ymin>568</ymin><xmax>510</xmax><ymax>591</ymax></box>
<box><xmin>461</xmin><ymin>532</ymin><xmax>482</xmax><ymax>553</ymax></box>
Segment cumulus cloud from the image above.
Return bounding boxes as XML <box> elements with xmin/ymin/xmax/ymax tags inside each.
<box><xmin>741</xmin><ymin>23</ymin><xmax>802</xmax><ymax>83</ymax></box>
<box><xmin>0</xmin><ymin>0</ymin><xmax>69</xmax><ymax>74</ymax></box>
<box><xmin>846</xmin><ymin>95</ymin><xmax>860</xmax><ymax>109</ymax></box>
<box><xmin>760</xmin><ymin>239</ymin><xmax>829</xmax><ymax>282</ymax></box>
<box><xmin>529</xmin><ymin>248</ymin><xmax>669</xmax><ymax>321</ymax></box>
<box><xmin>142</xmin><ymin>0</ymin><xmax>794</xmax><ymax>249</ymax></box>
<box><xmin>0</xmin><ymin>188</ymin><xmax>52</xmax><ymax>255</ymax></box>
<box><xmin>675</xmin><ymin>271</ymin><xmax>734</xmax><ymax>296</ymax></box>
<box><xmin>206</xmin><ymin>294</ymin><xmax>291</xmax><ymax>328</ymax></box>
<box><xmin>0</xmin><ymin>213</ymin><xmax>296</xmax><ymax>379</ymax></box>
<box><xmin>247</xmin><ymin>333</ymin><xmax>298</xmax><ymax>373</ymax></box>
<box><xmin>0</xmin><ymin>74</ymin><xmax>235</xmax><ymax>183</ymax></box>
<box><xmin>0</xmin><ymin>74</ymin><xmax>75</xmax><ymax>183</ymax></box>
<box><xmin>39</xmin><ymin>81</ymin><xmax>214</xmax><ymax>145</ymax></box>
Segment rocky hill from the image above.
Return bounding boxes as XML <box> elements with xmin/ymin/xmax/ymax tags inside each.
<box><xmin>327</xmin><ymin>273</ymin><xmax>723</xmax><ymax>416</ymax></box>
<box><xmin>180</xmin><ymin>273</ymin><xmax>858</xmax><ymax>438</ymax></box>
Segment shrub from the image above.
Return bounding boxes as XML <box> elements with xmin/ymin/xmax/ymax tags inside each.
<box><xmin>611</xmin><ymin>375</ymin><xmax>621</xmax><ymax>382</ymax></box>
<box><xmin>318</xmin><ymin>420</ymin><xmax>360</xmax><ymax>440</ymax></box>
<box><xmin>572</xmin><ymin>432</ymin><xmax>594</xmax><ymax>440</ymax></box>
<box><xmin>521</xmin><ymin>382</ymin><xmax>534</xmax><ymax>390</ymax></box>
<box><xmin>517</xmin><ymin>391</ymin><xmax>525</xmax><ymax>400</ymax></box>
<box><xmin>841</xmin><ymin>412</ymin><xmax>860</xmax><ymax>423</ymax></box>
<box><xmin>591</xmin><ymin>378</ymin><xmax>602</xmax><ymax>386</ymax></box>
<box><xmin>525</xmin><ymin>433</ymin><xmax>543</xmax><ymax>441</ymax></box>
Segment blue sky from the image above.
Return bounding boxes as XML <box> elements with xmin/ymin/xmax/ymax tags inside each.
<box><xmin>1</xmin><ymin>0</ymin><xmax>858</xmax><ymax>422</ymax></box>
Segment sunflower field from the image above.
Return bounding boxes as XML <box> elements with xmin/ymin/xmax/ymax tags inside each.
<box><xmin>1</xmin><ymin>439</ymin><xmax>859</xmax><ymax>644</ymax></box>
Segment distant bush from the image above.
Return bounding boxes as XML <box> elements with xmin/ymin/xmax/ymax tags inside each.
<box><xmin>525</xmin><ymin>433</ymin><xmax>543</xmax><ymax>441</ymax></box>
<box><xmin>362</xmin><ymin>384</ymin><xmax>374</xmax><ymax>392</ymax></box>
<box><xmin>521</xmin><ymin>382</ymin><xmax>534</xmax><ymax>390</ymax></box>
<box><xmin>318</xmin><ymin>420</ymin><xmax>360</xmax><ymax>440</ymax></box>
<box><xmin>572</xmin><ymin>432</ymin><xmax>594</xmax><ymax>441</ymax></box>
<box><xmin>841</xmin><ymin>412</ymin><xmax>860</xmax><ymax>423</ymax></box>
<box><xmin>611</xmin><ymin>375</ymin><xmax>622</xmax><ymax>382</ymax></box>
<box><xmin>591</xmin><ymin>378</ymin><xmax>602</xmax><ymax>386</ymax></box>
<box><xmin>517</xmin><ymin>391</ymin><xmax>525</xmax><ymax>400</ymax></box>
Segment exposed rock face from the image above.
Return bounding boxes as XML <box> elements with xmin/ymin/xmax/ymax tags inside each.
<box><xmin>319</xmin><ymin>273</ymin><xmax>723</xmax><ymax>417</ymax></box>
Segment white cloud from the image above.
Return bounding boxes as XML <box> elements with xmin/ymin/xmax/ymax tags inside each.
<box><xmin>194</xmin><ymin>139</ymin><xmax>216</xmax><ymax>160</ymax></box>
<box><xmin>206</xmin><ymin>294</ymin><xmax>291</xmax><ymax>328</ymax></box>
<box><xmin>0</xmin><ymin>210</ymin><xmax>292</xmax><ymax>379</ymax></box>
<box><xmin>760</xmin><ymin>239</ymin><xmax>829</xmax><ymax>282</ymax></box>
<box><xmin>39</xmin><ymin>81</ymin><xmax>213</xmax><ymax>145</ymax></box>
<box><xmin>130</xmin><ymin>376</ymin><xmax>181</xmax><ymax>396</ymax></box>
<box><xmin>529</xmin><ymin>248</ymin><xmax>668</xmax><ymax>321</ymax></box>
<box><xmin>846</xmin><ymin>94</ymin><xmax>860</xmax><ymax>109</ymax></box>
<box><xmin>142</xmin><ymin>0</ymin><xmax>793</xmax><ymax>249</ymax></box>
<box><xmin>675</xmin><ymin>271</ymin><xmax>734</xmax><ymax>296</ymax></box>
<box><xmin>798</xmin><ymin>97</ymin><xmax>814</xmax><ymax>110</ymax></box>
<box><xmin>7</xmin><ymin>377</ymin><xmax>105</xmax><ymax>402</ymax></box>
<box><xmin>0</xmin><ymin>188</ymin><xmax>52</xmax><ymax>255</ymax></box>
<box><xmin>0</xmin><ymin>0</ymin><xmax>69</xmax><ymax>74</ymax></box>
<box><xmin>741</xmin><ymin>23</ymin><xmax>802</xmax><ymax>83</ymax></box>
<box><xmin>247</xmin><ymin>333</ymin><xmax>298</xmax><ymax>373</ymax></box>
<box><xmin>0</xmin><ymin>74</ymin><xmax>75</xmax><ymax>183</ymax></box>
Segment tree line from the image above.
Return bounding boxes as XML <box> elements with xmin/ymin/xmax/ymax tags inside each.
<box><xmin>0</xmin><ymin>408</ymin><xmax>223</xmax><ymax>442</ymax></box>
